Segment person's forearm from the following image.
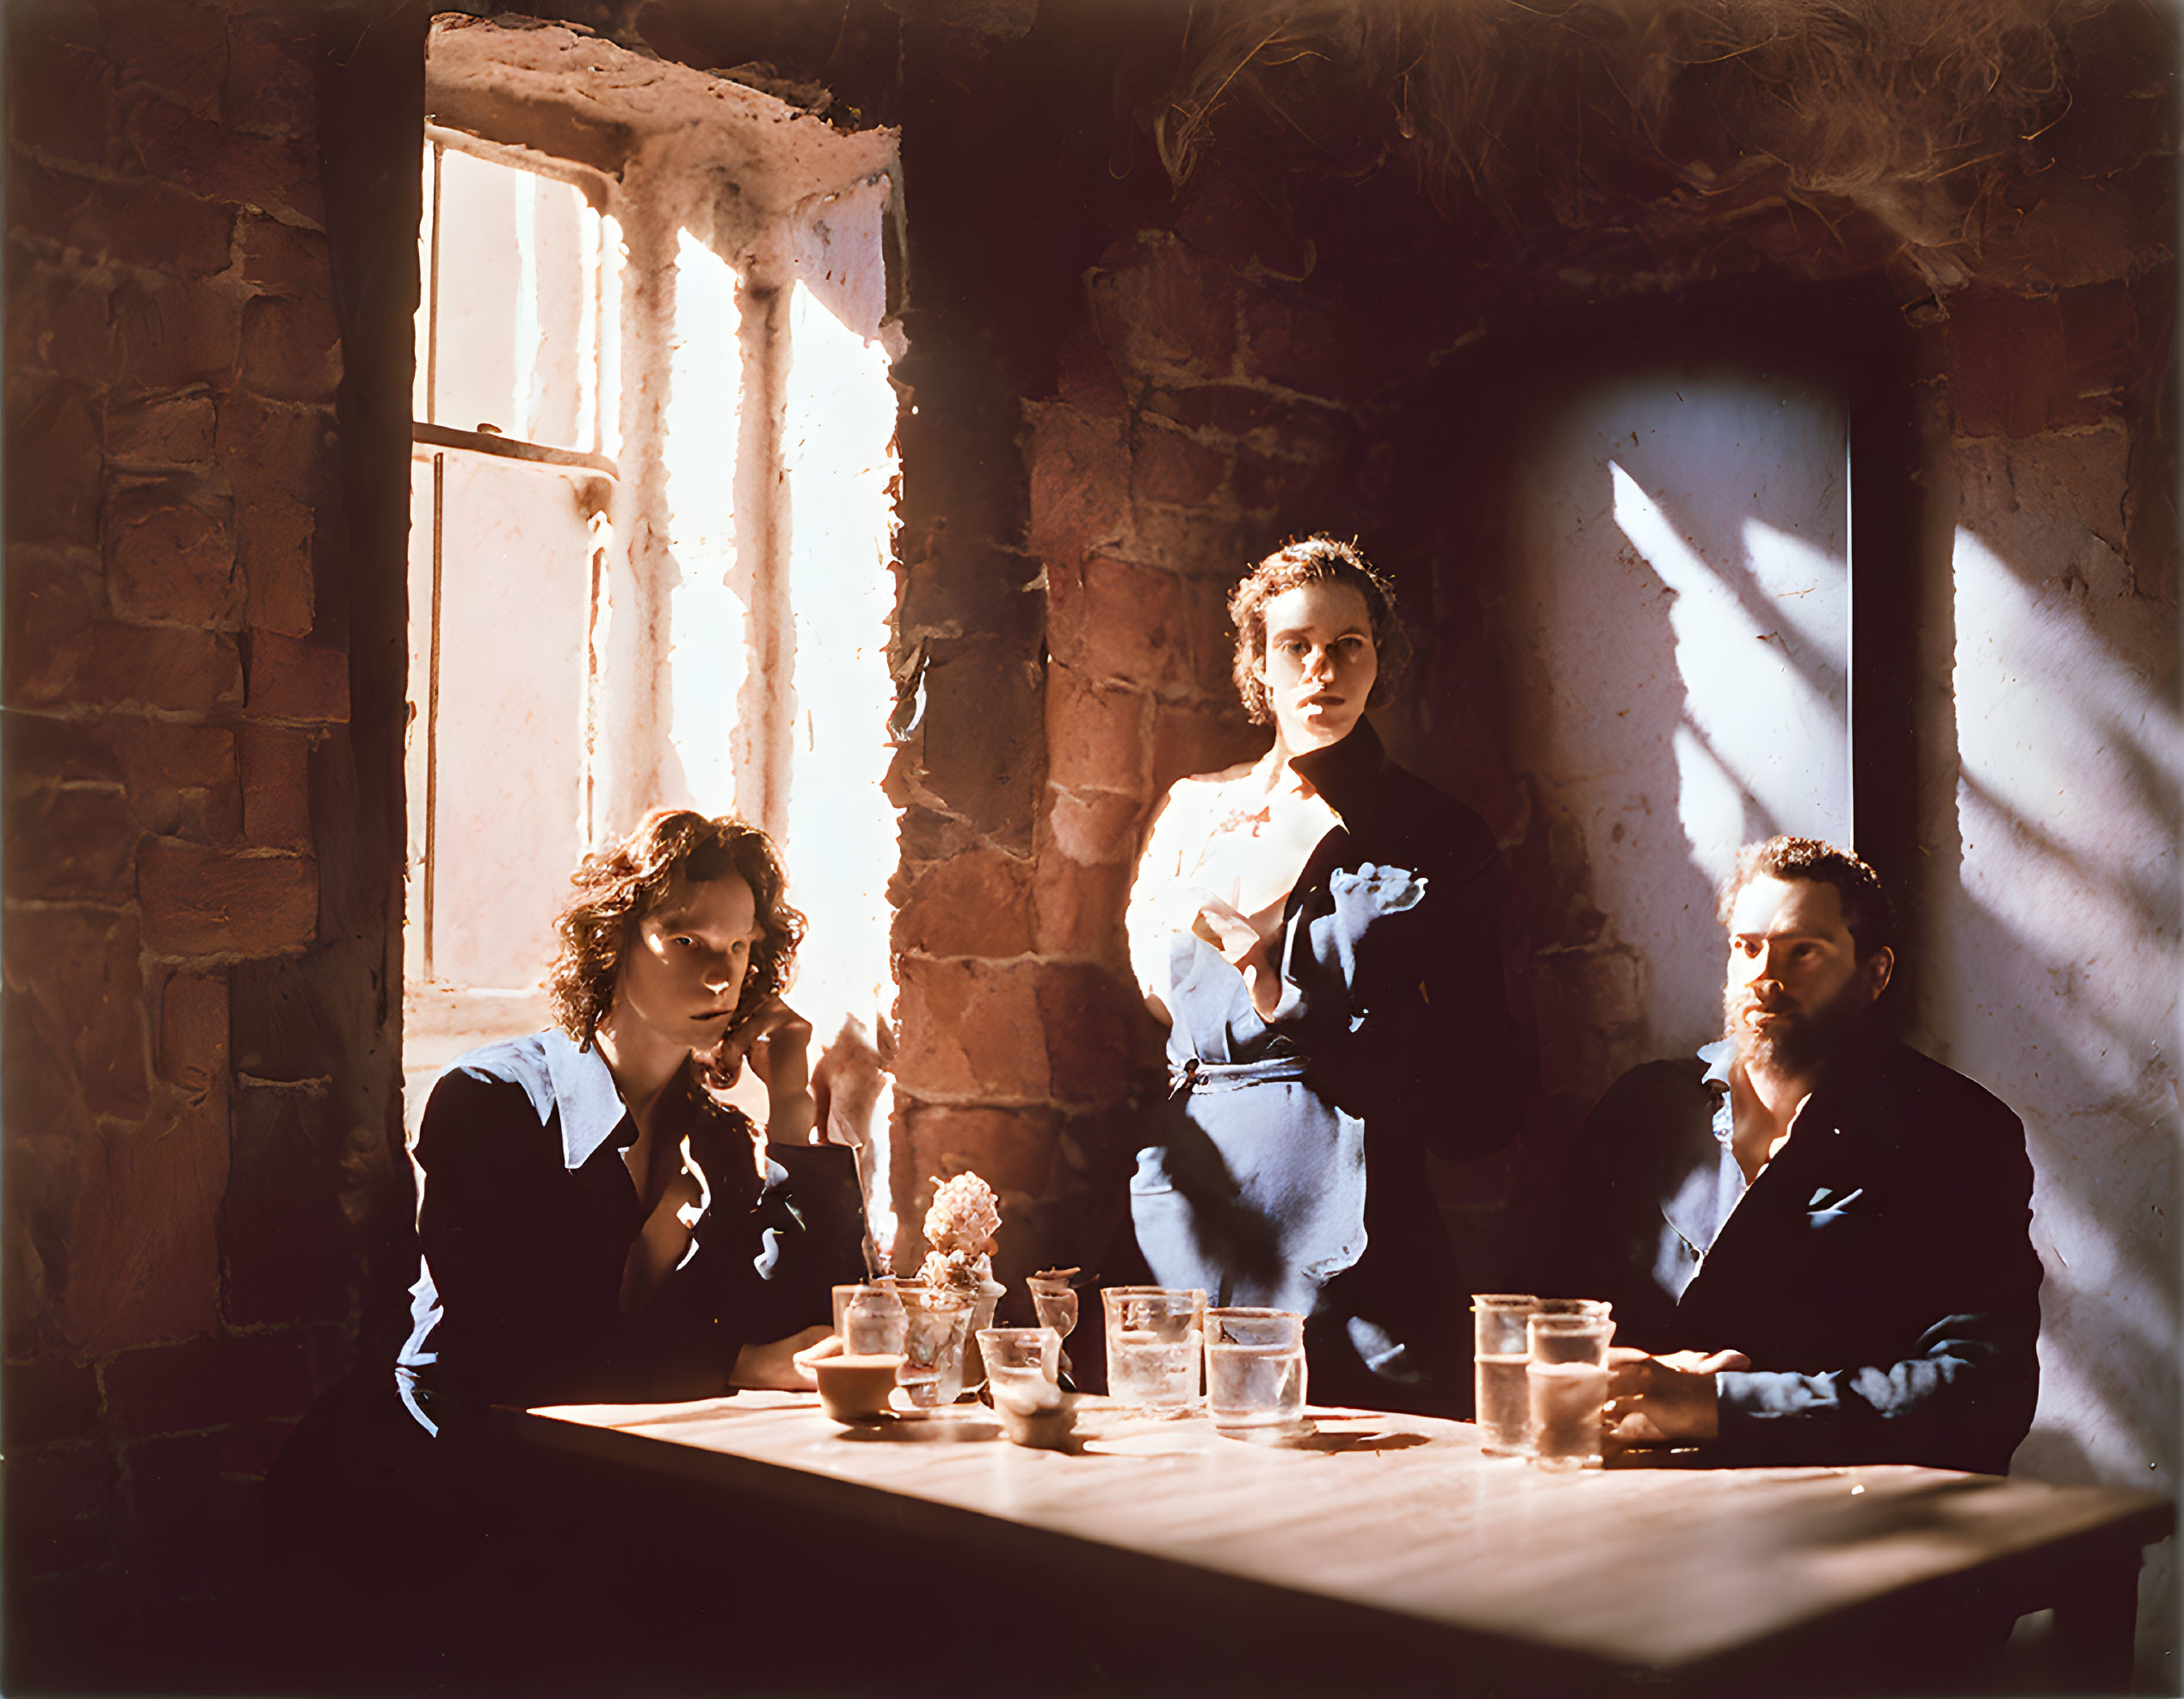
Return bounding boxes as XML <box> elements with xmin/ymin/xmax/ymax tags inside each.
<box><xmin>768</xmin><ymin>1084</ymin><xmax>817</xmax><ymax>1146</ymax></box>
<box><xmin>1713</xmin><ymin>1344</ymin><xmax>2034</xmax><ymax>1473</ymax></box>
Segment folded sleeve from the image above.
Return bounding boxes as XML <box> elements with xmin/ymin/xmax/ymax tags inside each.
<box><xmin>1274</xmin><ymin>847</ymin><xmax>1531</xmax><ymax>1161</ymax></box>
<box><xmin>1714</xmin><ymin>1319</ymin><xmax>2036</xmax><ymax>1474</ymax></box>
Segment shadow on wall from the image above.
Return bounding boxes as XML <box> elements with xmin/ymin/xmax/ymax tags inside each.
<box><xmin>1504</xmin><ymin>366</ymin><xmax>1851</xmax><ymax>1090</ymax></box>
<box><xmin>1922</xmin><ymin>434</ymin><xmax>2179</xmax><ymax>1680</ymax></box>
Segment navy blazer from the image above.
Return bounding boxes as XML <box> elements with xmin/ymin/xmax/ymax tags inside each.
<box><xmin>397</xmin><ymin>1030</ymin><xmax>861</xmax><ymax>1435</ymax></box>
<box><xmin>1547</xmin><ymin>1031</ymin><xmax>2042</xmax><ymax>1474</ymax></box>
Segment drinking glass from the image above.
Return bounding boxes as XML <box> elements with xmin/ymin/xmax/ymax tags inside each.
<box><xmin>1101</xmin><ymin>1287</ymin><xmax>1206</xmax><ymax>1414</ymax></box>
<box><xmin>978</xmin><ymin>1326</ymin><xmax>1062</xmax><ymax>1416</ymax></box>
<box><xmin>1026</xmin><ymin>1272</ymin><xmax>1080</xmax><ymax>1348</ymax></box>
<box><xmin>1471</xmin><ymin>1294</ymin><xmax>1539</xmax><ymax>1455</ymax></box>
<box><xmin>1205</xmin><ymin>1307</ymin><xmax>1307</xmax><ymax>1431</ymax></box>
<box><xmin>1527</xmin><ymin>1311</ymin><xmax>1616</xmax><ymax>1471</ymax></box>
<box><xmin>960</xmin><ymin>1282</ymin><xmax>1004</xmax><ymax>1392</ymax></box>
<box><xmin>895</xmin><ymin>1286</ymin><xmax>972</xmax><ymax>1407</ymax></box>
<box><xmin>838</xmin><ymin>1283</ymin><xmax>908</xmax><ymax>1357</ymax></box>
<box><xmin>1027</xmin><ymin>1270</ymin><xmax>1081</xmax><ymax>1384</ymax></box>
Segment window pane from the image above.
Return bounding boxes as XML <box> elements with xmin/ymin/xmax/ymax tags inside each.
<box><xmin>663</xmin><ymin>229</ymin><xmax>747</xmax><ymax>817</ymax></box>
<box><xmin>783</xmin><ymin>274</ymin><xmax>900</xmax><ymax>1053</ymax></box>
<box><xmin>415</xmin><ymin>452</ymin><xmax>595</xmax><ymax>991</ymax></box>
<box><xmin>432</xmin><ymin>148</ymin><xmax>598</xmax><ymax>451</ymax></box>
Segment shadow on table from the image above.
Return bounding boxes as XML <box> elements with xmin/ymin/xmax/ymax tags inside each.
<box><xmin>1284</xmin><ymin>1428</ymin><xmax>1431</xmax><ymax>1455</ymax></box>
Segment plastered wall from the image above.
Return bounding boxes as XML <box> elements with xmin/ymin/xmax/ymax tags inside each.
<box><xmin>1922</xmin><ymin>412</ymin><xmax>2180</xmax><ymax>1672</ymax></box>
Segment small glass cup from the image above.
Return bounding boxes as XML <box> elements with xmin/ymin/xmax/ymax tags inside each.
<box><xmin>1527</xmin><ymin>1311</ymin><xmax>1617</xmax><ymax>1471</ymax></box>
<box><xmin>978</xmin><ymin>1326</ymin><xmax>1062</xmax><ymax>1416</ymax></box>
<box><xmin>1026</xmin><ymin>1273</ymin><xmax>1080</xmax><ymax>1348</ymax></box>
<box><xmin>1205</xmin><ymin>1307</ymin><xmax>1307</xmax><ymax>1431</ymax></box>
<box><xmin>1101</xmin><ymin>1287</ymin><xmax>1206</xmax><ymax>1415</ymax></box>
<box><xmin>895</xmin><ymin>1286</ymin><xmax>972</xmax><ymax>1407</ymax></box>
<box><xmin>959</xmin><ymin>1281</ymin><xmax>1004</xmax><ymax>1391</ymax></box>
<box><xmin>1027</xmin><ymin>1270</ymin><xmax>1080</xmax><ymax>1384</ymax></box>
<box><xmin>1472</xmin><ymin>1294</ymin><xmax>1539</xmax><ymax>1455</ymax></box>
<box><xmin>839</xmin><ymin>1283</ymin><xmax>908</xmax><ymax>1357</ymax></box>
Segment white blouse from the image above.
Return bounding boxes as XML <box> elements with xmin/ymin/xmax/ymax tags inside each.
<box><xmin>1124</xmin><ymin>749</ymin><xmax>1340</xmax><ymax>1007</ymax></box>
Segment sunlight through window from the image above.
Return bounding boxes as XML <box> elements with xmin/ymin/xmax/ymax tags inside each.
<box><xmin>663</xmin><ymin>231</ymin><xmax>748</xmax><ymax>819</ymax></box>
<box><xmin>1510</xmin><ymin>372</ymin><xmax>1849</xmax><ymax>1059</ymax></box>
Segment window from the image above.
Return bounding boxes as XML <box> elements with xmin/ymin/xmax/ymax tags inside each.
<box><xmin>402</xmin><ymin>19</ymin><xmax>904</xmax><ymax>1248</ymax></box>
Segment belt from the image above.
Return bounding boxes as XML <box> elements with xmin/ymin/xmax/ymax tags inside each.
<box><xmin>1168</xmin><ymin>1053</ymin><xmax>1311</xmax><ymax>1098</ymax></box>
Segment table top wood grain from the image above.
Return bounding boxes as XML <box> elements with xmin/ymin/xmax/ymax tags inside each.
<box><xmin>514</xmin><ymin>1393</ymin><xmax>2171</xmax><ymax>1675</ymax></box>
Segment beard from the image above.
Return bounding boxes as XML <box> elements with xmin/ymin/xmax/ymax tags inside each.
<box><xmin>1724</xmin><ymin>977</ymin><xmax>1870</xmax><ymax>1074</ymax></box>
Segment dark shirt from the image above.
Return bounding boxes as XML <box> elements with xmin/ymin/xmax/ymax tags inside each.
<box><xmin>1276</xmin><ymin>719</ymin><xmax>1534</xmax><ymax>1146</ymax></box>
<box><xmin>1130</xmin><ymin>720</ymin><xmax>1532</xmax><ymax>1413</ymax></box>
<box><xmin>1546</xmin><ymin>1030</ymin><xmax>2043</xmax><ymax>1473</ymax></box>
<box><xmin>396</xmin><ymin>1029</ymin><xmax>860</xmax><ymax>1435</ymax></box>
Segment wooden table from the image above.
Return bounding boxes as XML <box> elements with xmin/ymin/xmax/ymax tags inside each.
<box><xmin>510</xmin><ymin>1393</ymin><xmax>2170</xmax><ymax>1693</ymax></box>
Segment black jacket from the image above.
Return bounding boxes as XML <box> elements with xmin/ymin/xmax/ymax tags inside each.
<box><xmin>1129</xmin><ymin>719</ymin><xmax>1532</xmax><ymax>1413</ymax></box>
<box><xmin>396</xmin><ymin>1029</ymin><xmax>861</xmax><ymax>1433</ymax></box>
<box><xmin>1548</xmin><ymin>1031</ymin><xmax>2042</xmax><ymax>1474</ymax></box>
<box><xmin>1279</xmin><ymin>717</ymin><xmax>1534</xmax><ymax>1151</ymax></box>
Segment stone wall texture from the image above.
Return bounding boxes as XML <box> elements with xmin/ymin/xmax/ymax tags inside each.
<box><xmin>888</xmin><ymin>212</ymin><xmax>1400</xmax><ymax>1285</ymax></box>
<box><xmin>4</xmin><ymin>0</ymin><xmax>405</xmax><ymax>1643</ymax></box>
<box><xmin>3</xmin><ymin>0</ymin><xmax>2176</xmax><ymax>1684</ymax></box>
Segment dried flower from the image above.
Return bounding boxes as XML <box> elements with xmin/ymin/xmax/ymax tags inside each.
<box><xmin>923</xmin><ymin>1172</ymin><xmax>1002</xmax><ymax>1256</ymax></box>
<box><xmin>919</xmin><ymin>1172</ymin><xmax>1001</xmax><ymax>1291</ymax></box>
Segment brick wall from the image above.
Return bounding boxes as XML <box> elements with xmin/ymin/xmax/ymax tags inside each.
<box><xmin>3</xmin><ymin>0</ymin><xmax>408</xmax><ymax>1642</ymax></box>
<box><xmin>867</xmin><ymin>0</ymin><xmax>2178</xmax><ymax>1309</ymax></box>
<box><xmin>885</xmin><ymin>144</ymin><xmax>1441</xmax><ymax>1288</ymax></box>
<box><xmin>3</xmin><ymin>0</ymin><xmax>2172</xmax><ymax>1677</ymax></box>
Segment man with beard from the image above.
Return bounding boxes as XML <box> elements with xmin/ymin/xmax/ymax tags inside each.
<box><xmin>1541</xmin><ymin>836</ymin><xmax>2043</xmax><ymax>1474</ymax></box>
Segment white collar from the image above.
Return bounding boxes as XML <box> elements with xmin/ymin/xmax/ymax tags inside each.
<box><xmin>540</xmin><ymin>1028</ymin><xmax>633</xmax><ymax>1170</ymax></box>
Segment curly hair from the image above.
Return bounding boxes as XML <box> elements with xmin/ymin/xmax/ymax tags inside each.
<box><xmin>546</xmin><ymin>809</ymin><xmax>806</xmax><ymax>1047</ymax></box>
<box><xmin>1228</xmin><ymin>534</ymin><xmax>1411</xmax><ymax>726</ymax></box>
<box><xmin>1717</xmin><ymin>835</ymin><xmax>1895</xmax><ymax>962</ymax></box>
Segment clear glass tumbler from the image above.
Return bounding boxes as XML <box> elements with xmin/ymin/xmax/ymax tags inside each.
<box><xmin>1536</xmin><ymin>1298</ymin><xmax>1613</xmax><ymax>1321</ymax></box>
<box><xmin>978</xmin><ymin>1326</ymin><xmax>1063</xmax><ymax>1415</ymax></box>
<box><xmin>1527</xmin><ymin>1310</ymin><xmax>1617</xmax><ymax>1471</ymax></box>
<box><xmin>839</xmin><ymin>1283</ymin><xmax>908</xmax><ymax>1357</ymax></box>
<box><xmin>1026</xmin><ymin>1272</ymin><xmax>1080</xmax><ymax>1347</ymax></box>
<box><xmin>1101</xmin><ymin>1286</ymin><xmax>1206</xmax><ymax>1415</ymax></box>
<box><xmin>896</xmin><ymin>1286</ymin><xmax>972</xmax><ymax>1407</ymax></box>
<box><xmin>1472</xmin><ymin>1293</ymin><xmax>1539</xmax><ymax>1455</ymax></box>
<box><xmin>1205</xmin><ymin>1307</ymin><xmax>1307</xmax><ymax>1431</ymax></box>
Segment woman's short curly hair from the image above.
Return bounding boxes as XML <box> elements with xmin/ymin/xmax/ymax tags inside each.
<box><xmin>1228</xmin><ymin>534</ymin><xmax>1411</xmax><ymax>726</ymax></box>
<box><xmin>546</xmin><ymin>809</ymin><xmax>806</xmax><ymax>1048</ymax></box>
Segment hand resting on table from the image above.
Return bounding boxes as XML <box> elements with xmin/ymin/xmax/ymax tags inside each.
<box><xmin>1605</xmin><ymin>1347</ymin><xmax>1751</xmax><ymax>1445</ymax></box>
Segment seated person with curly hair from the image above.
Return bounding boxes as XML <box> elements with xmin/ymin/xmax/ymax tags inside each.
<box><xmin>261</xmin><ymin>812</ymin><xmax>867</xmax><ymax>1683</ymax></box>
<box><xmin>396</xmin><ymin>808</ymin><xmax>860</xmax><ymax>1437</ymax></box>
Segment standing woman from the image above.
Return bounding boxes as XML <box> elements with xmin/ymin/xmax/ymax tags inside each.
<box><xmin>1123</xmin><ymin>535</ymin><xmax>1531</xmax><ymax>1416</ymax></box>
